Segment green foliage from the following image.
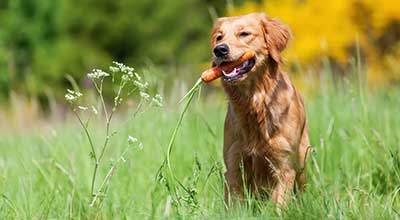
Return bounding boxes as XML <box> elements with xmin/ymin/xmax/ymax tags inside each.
<box><xmin>0</xmin><ymin>68</ymin><xmax>399</xmax><ymax>218</ymax></box>
<box><xmin>0</xmin><ymin>0</ymin><xmax>229</xmax><ymax>103</ymax></box>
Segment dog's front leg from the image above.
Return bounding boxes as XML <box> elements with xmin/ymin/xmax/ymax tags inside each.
<box><xmin>224</xmin><ymin>142</ymin><xmax>245</xmax><ymax>204</ymax></box>
<box><xmin>224</xmin><ymin>167</ymin><xmax>243</xmax><ymax>203</ymax></box>
<box><xmin>271</xmin><ymin>164</ymin><xmax>296</xmax><ymax>207</ymax></box>
<box><xmin>268</xmin><ymin>137</ymin><xmax>297</xmax><ymax>207</ymax></box>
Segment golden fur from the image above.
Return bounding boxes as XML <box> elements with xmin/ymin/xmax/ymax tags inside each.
<box><xmin>210</xmin><ymin>13</ymin><xmax>310</xmax><ymax>205</ymax></box>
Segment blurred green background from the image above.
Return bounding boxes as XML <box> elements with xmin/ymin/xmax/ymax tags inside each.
<box><xmin>0</xmin><ymin>0</ymin><xmax>399</xmax><ymax>111</ymax></box>
<box><xmin>0</xmin><ymin>0</ymin><xmax>235</xmax><ymax>105</ymax></box>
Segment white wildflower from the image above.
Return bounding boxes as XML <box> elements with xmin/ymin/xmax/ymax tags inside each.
<box><xmin>65</xmin><ymin>94</ymin><xmax>75</xmax><ymax>102</ymax></box>
<box><xmin>133</xmin><ymin>80</ymin><xmax>143</xmax><ymax>89</ymax></box>
<box><xmin>109</xmin><ymin>66</ymin><xmax>119</xmax><ymax>73</ymax></box>
<box><xmin>78</xmin><ymin>106</ymin><xmax>88</xmax><ymax>111</ymax></box>
<box><xmin>122</xmin><ymin>74</ymin><xmax>131</xmax><ymax>82</ymax></box>
<box><xmin>65</xmin><ymin>89</ymin><xmax>83</xmax><ymax>104</ymax></box>
<box><xmin>114</xmin><ymin>62</ymin><xmax>125</xmax><ymax>71</ymax></box>
<box><xmin>120</xmin><ymin>156</ymin><xmax>126</xmax><ymax>163</ymax></box>
<box><xmin>87</xmin><ymin>69</ymin><xmax>110</xmax><ymax>79</ymax></box>
<box><xmin>87</xmin><ymin>73</ymin><xmax>96</xmax><ymax>79</ymax></box>
<box><xmin>128</xmin><ymin>135</ymin><xmax>138</xmax><ymax>144</ymax></box>
<box><xmin>128</xmin><ymin>136</ymin><xmax>143</xmax><ymax>150</ymax></box>
<box><xmin>140</xmin><ymin>91</ymin><xmax>150</xmax><ymax>101</ymax></box>
<box><xmin>134</xmin><ymin>72</ymin><xmax>142</xmax><ymax>81</ymax></box>
<box><xmin>152</xmin><ymin>94</ymin><xmax>163</xmax><ymax>107</ymax></box>
<box><xmin>134</xmin><ymin>80</ymin><xmax>149</xmax><ymax>90</ymax></box>
<box><xmin>155</xmin><ymin>94</ymin><xmax>163</xmax><ymax>100</ymax></box>
<box><xmin>91</xmin><ymin>106</ymin><xmax>98</xmax><ymax>115</ymax></box>
<box><xmin>137</xmin><ymin>142</ymin><xmax>143</xmax><ymax>150</ymax></box>
<box><xmin>114</xmin><ymin>96</ymin><xmax>123</xmax><ymax>106</ymax></box>
<box><xmin>112</xmin><ymin>61</ymin><xmax>134</xmax><ymax>73</ymax></box>
<box><xmin>126</xmin><ymin>66</ymin><xmax>134</xmax><ymax>73</ymax></box>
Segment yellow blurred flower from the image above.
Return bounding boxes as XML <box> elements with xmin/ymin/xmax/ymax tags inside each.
<box><xmin>229</xmin><ymin>0</ymin><xmax>400</xmax><ymax>84</ymax></box>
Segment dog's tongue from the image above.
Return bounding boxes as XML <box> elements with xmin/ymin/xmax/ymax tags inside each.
<box><xmin>223</xmin><ymin>67</ymin><xmax>241</xmax><ymax>77</ymax></box>
<box><xmin>222</xmin><ymin>60</ymin><xmax>248</xmax><ymax>78</ymax></box>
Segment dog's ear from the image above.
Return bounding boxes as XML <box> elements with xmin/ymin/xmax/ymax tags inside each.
<box><xmin>260</xmin><ymin>14</ymin><xmax>291</xmax><ymax>63</ymax></box>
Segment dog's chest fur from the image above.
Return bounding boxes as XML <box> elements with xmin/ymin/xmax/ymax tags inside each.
<box><xmin>224</xmin><ymin>72</ymin><xmax>293</xmax><ymax>156</ymax></box>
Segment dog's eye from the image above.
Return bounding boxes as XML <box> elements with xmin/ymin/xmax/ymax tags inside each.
<box><xmin>216</xmin><ymin>35</ymin><xmax>223</xmax><ymax>41</ymax></box>
<box><xmin>239</xmin><ymin>31</ymin><xmax>250</xmax><ymax>37</ymax></box>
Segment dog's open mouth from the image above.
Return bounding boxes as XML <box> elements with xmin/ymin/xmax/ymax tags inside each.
<box><xmin>217</xmin><ymin>58</ymin><xmax>256</xmax><ymax>82</ymax></box>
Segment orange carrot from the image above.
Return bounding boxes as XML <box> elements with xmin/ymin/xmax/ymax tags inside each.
<box><xmin>201</xmin><ymin>51</ymin><xmax>255</xmax><ymax>83</ymax></box>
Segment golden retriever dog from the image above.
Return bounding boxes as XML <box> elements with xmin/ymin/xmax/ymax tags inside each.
<box><xmin>210</xmin><ymin>13</ymin><xmax>310</xmax><ymax>206</ymax></box>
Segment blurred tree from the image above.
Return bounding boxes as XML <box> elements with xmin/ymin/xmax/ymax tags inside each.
<box><xmin>0</xmin><ymin>0</ymin><xmax>231</xmax><ymax>105</ymax></box>
<box><xmin>230</xmin><ymin>0</ymin><xmax>400</xmax><ymax>84</ymax></box>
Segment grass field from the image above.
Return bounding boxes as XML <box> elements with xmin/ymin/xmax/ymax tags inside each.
<box><xmin>0</xmin><ymin>72</ymin><xmax>400</xmax><ymax>219</ymax></box>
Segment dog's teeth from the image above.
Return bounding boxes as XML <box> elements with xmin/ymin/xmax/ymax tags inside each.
<box><xmin>222</xmin><ymin>70</ymin><xmax>228</xmax><ymax>77</ymax></box>
<box><xmin>240</xmin><ymin>60</ymin><xmax>248</xmax><ymax>68</ymax></box>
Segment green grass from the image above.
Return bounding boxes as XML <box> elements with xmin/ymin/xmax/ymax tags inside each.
<box><xmin>0</xmin><ymin>76</ymin><xmax>400</xmax><ymax>219</ymax></box>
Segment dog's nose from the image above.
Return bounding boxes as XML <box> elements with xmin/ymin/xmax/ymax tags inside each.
<box><xmin>213</xmin><ymin>44</ymin><xmax>229</xmax><ymax>57</ymax></box>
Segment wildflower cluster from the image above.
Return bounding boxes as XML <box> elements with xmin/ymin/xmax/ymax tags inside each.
<box><xmin>87</xmin><ymin>69</ymin><xmax>110</xmax><ymax>80</ymax></box>
<box><xmin>64</xmin><ymin>62</ymin><xmax>163</xmax><ymax>207</ymax></box>
<box><xmin>110</xmin><ymin>62</ymin><xmax>148</xmax><ymax>87</ymax></box>
<box><xmin>108</xmin><ymin>61</ymin><xmax>163</xmax><ymax>107</ymax></box>
<box><xmin>152</xmin><ymin>94</ymin><xmax>163</xmax><ymax>107</ymax></box>
<box><xmin>128</xmin><ymin>135</ymin><xmax>143</xmax><ymax>150</ymax></box>
<box><xmin>65</xmin><ymin>89</ymin><xmax>82</xmax><ymax>104</ymax></box>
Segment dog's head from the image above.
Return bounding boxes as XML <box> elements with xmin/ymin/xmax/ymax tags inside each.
<box><xmin>210</xmin><ymin>13</ymin><xmax>291</xmax><ymax>85</ymax></box>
